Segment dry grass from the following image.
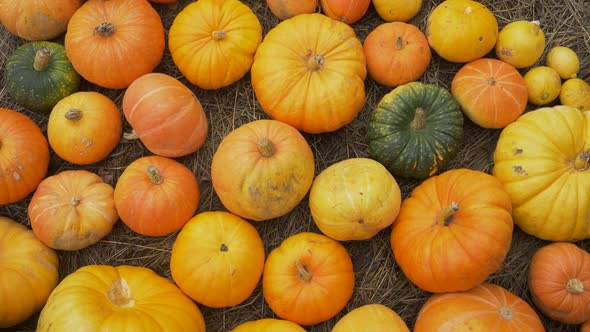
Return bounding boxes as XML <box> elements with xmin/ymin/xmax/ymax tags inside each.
<box><xmin>1</xmin><ymin>0</ymin><xmax>590</xmax><ymax>331</ymax></box>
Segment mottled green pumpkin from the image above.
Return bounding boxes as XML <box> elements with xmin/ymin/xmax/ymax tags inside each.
<box><xmin>4</xmin><ymin>41</ymin><xmax>81</xmax><ymax>113</ymax></box>
<box><xmin>367</xmin><ymin>82</ymin><xmax>464</xmax><ymax>179</ymax></box>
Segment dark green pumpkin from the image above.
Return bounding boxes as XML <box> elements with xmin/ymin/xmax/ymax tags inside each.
<box><xmin>367</xmin><ymin>82</ymin><xmax>464</xmax><ymax>179</ymax></box>
<box><xmin>5</xmin><ymin>41</ymin><xmax>81</xmax><ymax>113</ymax></box>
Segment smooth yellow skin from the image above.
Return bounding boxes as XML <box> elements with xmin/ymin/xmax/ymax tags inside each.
<box><xmin>332</xmin><ymin>304</ymin><xmax>410</xmax><ymax>332</ymax></box>
<box><xmin>546</xmin><ymin>46</ymin><xmax>580</xmax><ymax>79</ymax></box>
<box><xmin>496</xmin><ymin>20</ymin><xmax>546</xmax><ymax>68</ymax></box>
<box><xmin>372</xmin><ymin>0</ymin><xmax>422</xmax><ymax>22</ymax></box>
<box><xmin>523</xmin><ymin>66</ymin><xmax>562</xmax><ymax>105</ymax></box>
<box><xmin>232</xmin><ymin>318</ymin><xmax>306</xmax><ymax>332</ymax></box>
<box><xmin>560</xmin><ymin>78</ymin><xmax>590</xmax><ymax>111</ymax></box>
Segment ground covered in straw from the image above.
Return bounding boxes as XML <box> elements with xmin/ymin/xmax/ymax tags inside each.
<box><xmin>1</xmin><ymin>0</ymin><xmax>590</xmax><ymax>331</ymax></box>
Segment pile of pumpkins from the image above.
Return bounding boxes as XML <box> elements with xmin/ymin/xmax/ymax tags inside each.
<box><xmin>0</xmin><ymin>0</ymin><xmax>589</xmax><ymax>331</ymax></box>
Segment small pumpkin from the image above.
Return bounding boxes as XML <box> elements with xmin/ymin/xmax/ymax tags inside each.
<box><xmin>372</xmin><ymin>0</ymin><xmax>422</xmax><ymax>22</ymax></box>
<box><xmin>0</xmin><ymin>217</ymin><xmax>59</xmax><ymax>328</ymax></box>
<box><xmin>309</xmin><ymin>158</ymin><xmax>402</xmax><ymax>241</ymax></box>
<box><xmin>391</xmin><ymin>168</ymin><xmax>513</xmax><ymax>293</ymax></box>
<box><xmin>251</xmin><ymin>13</ymin><xmax>366</xmax><ymax>134</ymax></box>
<box><xmin>367</xmin><ymin>82</ymin><xmax>464</xmax><ymax>179</ymax></box>
<box><xmin>546</xmin><ymin>46</ymin><xmax>580</xmax><ymax>79</ymax></box>
<box><xmin>28</xmin><ymin>170</ymin><xmax>119</xmax><ymax>251</ymax></box>
<box><xmin>493</xmin><ymin>105</ymin><xmax>590</xmax><ymax>241</ymax></box>
<box><xmin>170</xmin><ymin>211</ymin><xmax>265</xmax><ymax>308</ymax></box>
<box><xmin>65</xmin><ymin>0</ymin><xmax>165</xmax><ymax>89</ymax></box>
<box><xmin>583</xmin><ymin>321</ymin><xmax>590</xmax><ymax>332</ymax></box>
<box><xmin>523</xmin><ymin>66</ymin><xmax>562</xmax><ymax>105</ymax></box>
<box><xmin>37</xmin><ymin>265</ymin><xmax>206</xmax><ymax>331</ymax></box>
<box><xmin>320</xmin><ymin>0</ymin><xmax>371</xmax><ymax>24</ymax></box>
<box><xmin>4</xmin><ymin>41</ymin><xmax>80</xmax><ymax>113</ymax></box>
<box><xmin>496</xmin><ymin>20</ymin><xmax>545</xmax><ymax>69</ymax></box>
<box><xmin>426</xmin><ymin>0</ymin><xmax>498</xmax><ymax>63</ymax></box>
<box><xmin>560</xmin><ymin>78</ymin><xmax>590</xmax><ymax>111</ymax></box>
<box><xmin>211</xmin><ymin>120</ymin><xmax>315</xmax><ymax>222</ymax></box>
<box><xmin>529</xmin><ymin>242</ymin><xmax>590</xmax><ymax>324</ymax></box>
<box><xmin>451</xmin><ymin>58</ymin><xmax>528</xmax><ymax>128</ymax></box>
<box><xmin>232</xmin><ymin>318</ymin><xmax>306</xmax><ymax>332</ymax></box>
<box><xmin>0</xmin><ymin>0</ymin><xmax>83</xmax><ymax>41</ymax></box>
<box><xmin>122</xmin><ymin>73</ymin><xmax>208</xmax><ymax>158</ymax></box>
<box><xmin>414</xmin><ymin>283</ymin><xmax>545</xmax><ymax>331</ymax></box>
<box><xmin>169</xmin><ymin>0</ymin><xmax>262</xmax><ymax>90</ymax></box>
<box><xmin>266</xmin><ymin>0</ymin><xmax>318</xmax><ymax>20</ymax></box>
<box><xmin>363</xmin><ymin>22</ymin><xmax>431</xmax><ymax>87</ymax></box>
<box><xmin>114</xmin><ymin>156</ymin><xmax>200</xmax><ymax>237</ymax></box>
<box><xmin>332</xmin><ymin>304</ymin><xmax>410</xmax><ymax>332</ymax></box>
<box><xmin>0</xmin><ymin>108</ymin><xmax>49</xmax><ymax>205</ymax></box>
<box><xmin>48</xmin><ymin>91</ymin><xmax>122</xmax><ymax>165</ymax></box>
<box><xmin>263</xmin><ymin>232</ymin><xmax>355</xmax><ymax>326</ymax></box>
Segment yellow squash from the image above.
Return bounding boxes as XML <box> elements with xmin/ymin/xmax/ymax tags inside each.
<box><xmin>560</xmin><ymin>78</ymin><xmax>590</xmax><ymax>111</ymax></box>
<box><xmin>372</xmin><ymin>0</ymin><xmax>422</xmax><ymax>22</ymax></box>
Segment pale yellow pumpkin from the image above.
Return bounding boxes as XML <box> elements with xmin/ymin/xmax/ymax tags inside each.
<box><xmin>560</xmin><ymin>78</ymin><xmax>590</xmax><ymax>111</ymax></box>
<box><xmin>332</xmin><ymin>304</ymin><xmax>410</xmax><ymax>332</ymax></box>
<box><xmin>495</xmin><ymin>20</ymin><xmax>546</xmax><ymax>69</ymax></box>
<box><xmin>546</xmin><ymin>46</ymin><xmax>580</xmax><ymax>79</ymax></box>
<box><xmin>372</xmin><ymin>0</ymin><xmax>422</xmax><ymax>22</ymax></box>
<box><xmin>523</xmin><ymin>66</ymin><xmax>562</xmax><ymax>105</ymax></box>
<box><xmin>231</xmin><ymin>318</ymin><xmax>306</xmax><ymax>331</ymax></box>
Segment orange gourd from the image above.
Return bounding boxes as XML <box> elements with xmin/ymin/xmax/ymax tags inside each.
<box><xmin>266</xmin><ymin>0</ymin><xmax>318</xmax><ymax>20</ymax></box>
<box><xmin>582</xmin><ymin>321</ymin><xmax>590</xmax><ymax>332</ymax></box>
<box><xmin>320</xmin><ymin>0</ymin><xmax>371</xmax><ymax>24</ymax></box>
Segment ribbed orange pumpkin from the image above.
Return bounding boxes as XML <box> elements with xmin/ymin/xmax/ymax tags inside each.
<box><xmin>266</xmin><ymin>0</ymin><xmax>318</xmax><ymax>20</ymax></box>
<box><xmin>582</xmin><ymin>321</ymin><xmax>590</xmax><ymax>332</ymax></box>
<box><xmin>451</xmin><ymin>58</ymin><xmax>528</xmax><ymax>128</ymax></box>
<box><xmin>321</xmin><ymin>0</ymin><xmax>371</xmax><ymax>24</ymax></box>
<box><xmin>122</xmin><ymin>73</ymin><xmax>208</xmax><ymax>158</ymax></box>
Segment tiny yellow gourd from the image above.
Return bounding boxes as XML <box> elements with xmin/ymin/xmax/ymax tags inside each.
<box><xmin>372</xmin><ymin>0</ymin><xmax>422</xmax><ymax>22</ymax></box>
<box><xmin>496</xmin><ymin>20</ymin><xmax>545</xmax><ymax>68</ymax></box>
<box><xmin>546</xmin><ymin>46</ymin><xmax>580</xmax><ymax>79</ymax></box>
<box><xmin>560</xmin><ymin>78</ymin><xmax>590</xmax><ymax>111</ymax></box>
<box><xmin>523</xmin><ymin>66</ymin><xmax>562</xmax><ymax>105</ymax></box>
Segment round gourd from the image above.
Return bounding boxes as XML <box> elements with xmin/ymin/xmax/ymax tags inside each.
<box><xmin>583</xmin><ymin>321</ymin><xmax>590</xmax><ymax>332</ymax></box>
<box><xmin>451</xmin><ymin>58</ymin><xmax>528</xmax><ymax>128</ymax></box>
<box><xmin>251</xmin><ymin>13</ymin><xmax>366</xmax><ymax>134</ymax></box>
<box><xmin>122</xmin><ymin>73</ymin><xmax>208</xmax><ymax>158</ymax></box>
<box><xmin>0</xmin><ymin>108</ymin><xmax>49</xmax><ymax>205</ymax></box>
<box><xmin>332</xmin><ymin>304</ymin><xmax>410</xmax><ymax>332</ymax></box>
<box><xmin>169</xmin><ymin>0</ymin><xmax>262</xmax><ymax>90</ymax></box>
<box><xmin>363</xmin><ymin>22</ymin><xmax>431</xmax><ymax>87</ymax></box>
<box><xmin>4</xmin><ymin>41</ymin><xmax>80</xmax><ymax>113</ymax></box>
<box><xmin>0</xmin><ymin>217</ymin><xmax>59</xmax><ymax>328</ymax></box>
<box><xmin>496</xmin><ymin>20</ymin><xmax>545</xmax><ymax>69</ymax></box>
<box><xmin>64</xmin><ymin>0</ymin><xmax>165</xmax><ymax>89</ymax></box>
<box><xmin>309</xmin><ymin>158</ymin><xmax>402</xmax><ymax>241</ymax></box>
<box><xmin>529</xmin><ymin>242</ymin><xmax>590</xmax><ymax>324</ymax></box>
<box><xmin>37</xmin><ymin>265</ymin><xmax>206</xmax><ymax>331</ymax></box>
<box><xmin>372</xmin><ymin>0</ymin><xmax>422</xmax><ymax>22</ymax></box>
<box><xmin>426</xmin><ymin>0</ymin><xmax>498</xmax><ymax>63</ymax></box>
<box><xmin>493</xmin><ymin>105</ymin><xmax>590</xmax><ymax>241</ymax></box>
<box><xmin>211</xmin><ymin>120</ymin><xmax>315</xmax><ymax>221</ymax></box>
<box><xmin>560</xmin><ymin>78</ymin><xmax>590</xmax><ymax>111</ymax></box>
<box><xmin>0</xmin><ymin>0</ymin><xmax>83</xmax><ymax>41</ymax></box>
<box><xmin>414</xmin><ymin>283</ymin><xmax>545</xmax><ymax>331</ymax></box>
<box><xmin>546</xmin><ymin>46</ymin><xmax>580</xmax><ymax>79</ymax></box>
<box><xmin>367</xmin><ymin>82</ymin><xmax>464</xmax><ymax>179</ymax></box>
<box><xmin>320</xmin><ymin>0</ymin><xmax>371</xmax><ymax>24</ymax></box>
<box><xmin>266</xmin><ymin>0</ymin><xmax>318</xmax><ymax>20</ymax></box>
<box><xmin>48</xmin><ymin>92</ymin><xmax>122</xmax><ymax>165</ymax></box>
<box><xmin>170</xmin><ymin>211</ymin><xmax>265</xmax><ymax>308</ymax></box>
<box><xmin>391</xmin><ymin>168</ymin><xmax>513</xmax><ymax>293</ymax></box>
<box><xmin>232</xmin><ymin>318</ymin><xmax>306</xmax><ymax>332</ymax></box>
<box><xmin>523</xmin><ymin>66</ymin><xmax>562</xmax><ymax>105</ymax></box>
<box><xmin>28</xmin><ymin>170</ymin><xmax>119</xmax><ymax>251</ymax></box>
<box><xmin>263</xmin><ymin>232</ymin><xmax>354</xmax><ymax>326</ymax></box>
<box><xmin>114</xmin><ymin>156</ymin><xmax>200</xmax><ymax>237</ymax></box>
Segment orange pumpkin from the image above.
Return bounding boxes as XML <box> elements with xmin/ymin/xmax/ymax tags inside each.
<box><xmin>0</xmin><ymin>0</ymin><xmax>83</xmax><ymax>41</ymax></box>
<box><xmin>48</xmin><ymin>91</ymin><xmax>122</xmax><ymax>165</ymax></box>
<box><xmin>414</xmin><ymin>283</ymin><xmax>545</xmax><ymax>331</ymax></box>
<box><xmin>114</xmin><ymin>156</ymin><xmax>200</xmax><ymax>237</ymax></box>
<box><xmin>451</xmin><ymin>58</ymin><xmax>528</xmax><ymax>129</ymax></box>
<box><xmin>332</xmin><ymin>304</ymin><xmax>410</xmax><ymax>332</ymax></box>
<box><xmin>0</xmin><ymin>108</ymin><xmax>49</xmax><ymax>205</ymax></box>
<box><xmin>170</xmin><ymin>211</ymin><xmax>265</xmax><ymax>308</ymax></box>
<box><xmin>29</xmin><ymin>170</ymin><xmax>119</xmax><ymax>251</ymax></box>
<box><xmin>582</xmin><ymin>321</ymin><xmax>590</xmax><ymax>332</ymax></box>
<box><xmin>122</xmin><ymin>73</ymin><xmax>208</xmax><ymax>158</ymax></box>
<box><xmin>211</xmin><ymin>120</ymin><xmax>315</xmax><ymax>222</ymax></box>
<box><xmin>529</xmin><ymin>242</ymin><xmax>590</xmax><ymax>324</ymax></box>
<box><xmin>266</xmin><ymin>0</ymin><xmax>318</xmax><ymax>20</ymax></box>
<box><xmin>320</xmin><ymin>0</ymin><xmax>371</xmax><ymax>24</ymax></box>
<box><xmin>391</xmin><ymin>168</ymin><xmax>513</xmax><ymax>293</ymax></box>
<box><xmin>263</xmin><ymin>232</ymin><xmax>355</xmax><ymax>326</ymax></box>
<box><xmin>363</xmin><ymin>22</ymin><xmax>431</xmax><ymax>87</ymax></box>
<box><xmin>65</xmin><ymin>0</ymin><xmax>165</xmax><ymax>89</ymax></box>
<box><xmin>231</xmin><ymin>318</ymin><xmax>306</xmax><ymax>331</ymax></box>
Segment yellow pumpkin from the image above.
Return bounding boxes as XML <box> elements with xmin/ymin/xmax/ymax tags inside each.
<box><xmin>496</xmin><ymin>20</ymin><xmax>546</xmax><ymax>69</ymax></box>
<box><xmin>523</xmin><ymin>66</ymin><xmax>562</xmax><ymax>105</ymax></box>
<box><xmin>546</xmin><ymin>46</ymin><xmax>580</xmax><ymax>79</ymax></box>
<box><xmin>372</xmin><ymin>0</ymin><xmax>422</xmax><ymax>22</ymax></box>
<box><xmin>493</xmin><ymin>105</ymin><xmax>590</xmax><ymax>241</ymax></box>
<box><xmin>426</xmin><ymin>0</ymin><xmax>498</xmax><ymax>63</ymax></box>
<box><xmin>332</xmin><ymin>304</ymin><xmax>410</xmax><ymax>332</ymax></box>
<box><xmin>168</xmin><ymin>0</ymin><xmax>262</xmax><ymax>90</ymax></box>
<box><xmin>231</xmin><ymin>318</ymin><xmax>306</xmax><ymax>331</ymax></box>
<box><xmin>560</xmin><ymin>78</ymin><xmax>590</xmax><ymax>111</ymax></box>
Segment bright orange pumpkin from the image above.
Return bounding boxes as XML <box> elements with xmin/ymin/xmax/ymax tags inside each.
<box><xmin>451</xmin><ymin>58</ymin><xmax>528</xmax><ymax>128</ymax></box>
<box><xmin>65</xmin><ymin>0</ymin><xmax>165</xmax><ymax>89</ymax></box>
<box><xmin>266</xmin><ymin>0</ymin><xmax>318</xmax><ymax>20</ymax></box>
<box><xmin>114</xmin><ymin>156</ymin><xmax>200</xmax><ymax>237</ymax></box>
<box><xmin>0</xmin><ymin>108</ymin><xmax>49</xmax><ymax>205</ymax></box>
<box><xmin>391</xmin><ymin>168</ymin><xmax>514</xmax><ymax>293</ymax></box>
<box><xmin>332</xmin><ymin>304</ymin><xmax>410</xmax><ymax>332</ymax></box>
<box><xmin>122</xmin><ymin>73</ymin><xmax>208</xmax><ymax>158</ymax></box>
<box><xmin>582</xmin><ymin>321</ymin><xmax>590</xmax><ymax>332</ymax></box>
<box><xmin>320</xmin><ymin>0</ymin><xmax>371</xmax><ymax>24</ymax></box>
<box><xmin>231</xmin><ymin>318</ymin><xmax>306</xmax><ymax>331</ymax></box>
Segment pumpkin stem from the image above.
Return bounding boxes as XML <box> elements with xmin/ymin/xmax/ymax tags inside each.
<box><xmin>123</xmin><ymin>130</ymin><xmax>139</xmax><ymax>140</ymax></box>
<box><xmin>410</xmin><ymin>108</ymin><xmax>426</xmax><ymax>130</ymax></box>
<box><xmin>70</xmin><ymin>197</ymin><xmax>81</xmax><ymax>207</ymax></box>
<box><xmin>306</xmin><ymin>53</ymin><xmax>325</xmax><ymax>72</ymax></box>
<box><xmin>257</xmin><ymin>137</ymin><xmax>276</xmax><ymax>157</ymax></box>
<box><xmin>107</xmin><ymin>278</ymin><xmax>135</xmax><ymax>308</ymax></box>
<box><xmin>95</xmin><ymin>22</ymin><xmax>116</xmax><ymax>37</ymax></box>
<box><xmin>220</xmin><ymin>244</ymin><xmax>229</xmax><ymax>252</ymax></box>
<box><xmin>395</xmin><ymin>36</ymin><xmax>404</xmax><ymax>50</ymax></box>
<box><xmin>437</xmin><ymin>201</ymin><xmax>459</xmax><ymax>226</ymax></box>
<box><xmin>573</xmin><ymin>151</ymin><xmax>590</xmax><ymax>171</ymax></box>
<box><xmin>499</xmin><ymin>306</ymin><xmax>513</xmax><ymax>320</ymax></box>
<box><xmin>530</xmin><ymin>20</ymin><xmax>541</xmax><ymax>35</ymax></box>
<box><xmin>464</xmin><ymin>6</ymin><xmax>473</xmax><ymax>15</ymax></box>
<box><xmin>146</xmin><ymin>165</ymin><xmax>163</xmax><ymax>185</ymax></box>
<box><xmin>212</xmin><ymin>30</ymin><xmax>226</xmax><ymax>40</ymax></box>
<box><xmin>65</xmin><ymin>109</ymin><xmax>83</xmax><ymax>122</ymax></box>
<box><xmin>33</xmin><ymin>47</ymin><xmax>51</xmax><ymax>71</ymax></box>
<box><xmin>294</xmin><ymin>260</ymin><xmax>312</xmax><ymax>282</ymax></box>
<box><xmin>566</xmin><ymin>278</ymin><xmax>585</xmax><ymax>294</ymax></box>
<box><xmin>487</xmin><ymin>78</ymin><xmax>496</xmax><ymax>86</ymax></box>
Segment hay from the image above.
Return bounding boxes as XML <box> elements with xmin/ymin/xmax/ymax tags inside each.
<box><xmin>1</xmin><ymin>0</ymin><xmax>589</xmax><ymax>331</ymax></box>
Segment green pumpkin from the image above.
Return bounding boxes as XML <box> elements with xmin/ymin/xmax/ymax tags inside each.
<box><xmin>5</xmin><ymin>41</ymin><xmax>81</xmax><ymax>113</ymax></box>
<box><xmin>367</xmin><ymin>82</ymin><xmax>464</xmax><ymax>179</ymax></box>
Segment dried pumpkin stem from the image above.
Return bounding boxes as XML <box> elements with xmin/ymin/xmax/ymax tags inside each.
<box><xmin>410</xmin><ymin>108</ymin><xmax>426</xmax><ymax>130</ymax></box>
<box><xmin>147</xmin><ymin>165</ymin><xmax>163</xmax><ymax>185</ymax></box>
<box><xmin>530</xmin><ymin>20</ymin><xmax>541</xmax><ymax>35</ymax></box>
<box><xmin>395</xmin><ymin>36</ymin><xmax>404</xmax><ymax>50</ymax></box>
<box><xmin>566</xmin><ymin>278</ymin><xmax>585</xmax><ymax>294</ymax></box>
<box><xmin>437</xmin><ymin>201</ymin><xmax>459</xmax><ymax>226</ymax></box>
<box><xmin>220</xmin><ymin>243</ymin><xmax>229</xmax><ymax>252</ymax></box>
<box><xmin>499</xmin><ymin>306</ymin><xmax>513</xmax><ymax>320</ymax></box>
<box><xmin>70</xmin><ymin>197</ymin><xmax>81</xmax><ymax>207</ymax></box>
<box><xmin>212</xmin><ymin>30</ymin><xmax>226</xmax><ymax>40</ymax></box>
<box><xmin>573</xmin><ymin>151</ymin><xmax>590</xmax><ymax>171</ymax></box>
<box><xmin>295</xmin><ymin>261</ymin><xmax>312</xmax><ymax>282</ymax></box>
<box><xmin>33</xmin><ymin>48</ymin><xmax>51</xmax><ymax>71</ymax></box>
<box><xmin>95</xmin><ymin>22</ymin><xmax>116</xmax><ymax>37</ymax></box>
<box><xmin>65</xmin><ymin>109</ymin><xmax>83</xmax><ymax>122</ymax></box>
<box><xmin>107</xmin><ymin>278</ymin><xmax>135</xmax><ymax>308</ymax></box>
<box><xmin>257</xmin><ymin>137</ymin><xmax>275</xmax><ymax>157</ymax></box>
<box><xmin>306</xmin><ymin>54</ymin><xmax>325</xmax><ymax>71</ymax></box>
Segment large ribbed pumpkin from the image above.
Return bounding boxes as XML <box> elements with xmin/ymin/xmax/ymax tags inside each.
<box><xmin>493</xmin><ymin>106</ymin><xmax>590</xmax><ymax>241</ymax></box>
<box><xmin>251</xmin><ymin>13</ymin><xmax>366</xmax><ymax>134</ymax></box>
<box><xmin>332</xmin><ymin>304</ymin><xmax>410</xmax><ymax>332</ymax></box>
